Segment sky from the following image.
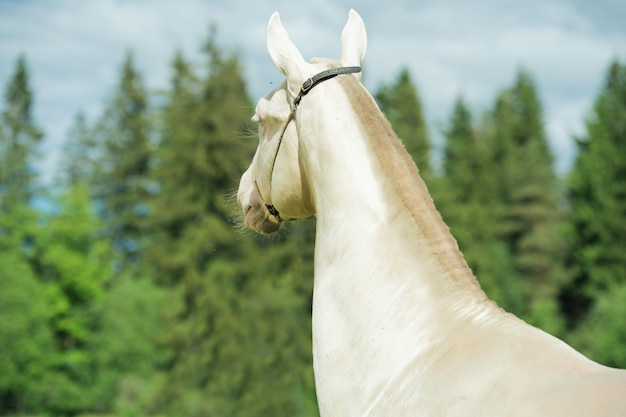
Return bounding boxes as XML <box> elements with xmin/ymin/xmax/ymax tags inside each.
<box><xmin>1</xmin><ymin>0</ymin><xmax>625</xmax><ymax>183</ymax></box>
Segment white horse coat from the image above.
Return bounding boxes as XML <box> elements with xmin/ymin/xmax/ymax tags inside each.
<box><xmin>237</xmin><ymin>10</ymin><xmax>626</xmax><ymax>417</ymax></box>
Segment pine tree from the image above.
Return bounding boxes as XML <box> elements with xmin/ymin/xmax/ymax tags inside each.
<box><xmin>569</xmin><ymin>283</ymin><xmax>626</xmax><ymax>368</ymax></box>
<box><xmin>0</xmin><ymin>55</ymin><xmax>42</xmax><ymax>206</ymax></box>
<box><xmin>443</xmin><ymin>97</ymin><xmax>494</xmax><ymax>202</ymax></box>
<box><xmin>440</xmin><ymin>97</ymin><xmax>522</xmax><ymax>313</ymax></box>
<box><xmin>94</xmin><ymin>51</ymin><xmax>153</xmax><ymax>267</ymax></box>
<box><xmin>145</xmin><ymin>45</ymin><xmax>256</xmax><ymax>283</ymax></box>
<box><xmin>489</xmin><ymin>70</ymin><xmax>566</xmax><ymax>333</ymax></box>
<box><xmin>26</xmin><ymin>184</ymin><xmax>111</xmax><ymax>415</ymax></box>
<box><xmin>0</xmin><ymin>55</ymin><xmax>42</xmax><ymax>250</ymax></box>
<box><xmin>147</xmin><ymin>42</ymin><xmax>317</xmax><ymax>416</ymax></box>
<box><xmin>142</xmin><ymin>51</ymin><xmax>201</xmax><ymax>282</ymax></box>
<box><xmin>89</xmin><ymin>274</ymin><xmax>169</xmax><ymax>415</ymax></box>
<box><xmin>0</xmin><ymin>253</ymin><xmax>53</xmax><ymax>414</ymax></box>
<box><xmin>61</xmin><ymin>112</ymin><xmax>98</xmax><ymax>187</ymax></box>
<box><xmin>375</xmin><ymin>68</ymin><xmax>431</xmax><ymax>175</ymax></box>
<box><xmin>563</xmin><ymin>60</ymin><xmax>626</xmax><ymax>328</ymax></box>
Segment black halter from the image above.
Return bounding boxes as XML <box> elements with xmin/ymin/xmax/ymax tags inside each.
<box><xmin>255</xmin><ymin>66</ymin><xmax>362</xmax><ymax>223</ymax></box>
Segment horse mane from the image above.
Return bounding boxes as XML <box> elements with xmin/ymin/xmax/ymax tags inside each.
<box><xmin>338</xmin><ymin>74</ymin><xmax>482</xmax><ymax>294</ymax></box>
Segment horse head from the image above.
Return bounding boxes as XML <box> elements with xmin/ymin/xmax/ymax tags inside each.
<box><xmin>237</xmin><ymin>10</ymin><xmax>367</xmax><ymax>234</ymax></box>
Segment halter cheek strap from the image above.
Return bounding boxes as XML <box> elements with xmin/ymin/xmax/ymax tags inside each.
<box><xmin>255</xmin><ymin>66</ymin><xmax>362</xmax><ymax>223</ymax></box>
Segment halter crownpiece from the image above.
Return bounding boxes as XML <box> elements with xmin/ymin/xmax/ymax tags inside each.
<box><xmin>293</xmin><ymin>66</ymin><xmax>362</xmax><ymax>108</ymax></box>
<box><xmin>257</xmin><ymin>66</ymin><xmax>362</xmax><ymax>224</ymax></box>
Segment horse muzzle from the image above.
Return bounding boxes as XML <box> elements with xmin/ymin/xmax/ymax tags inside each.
<box><xmin>238</xmin><ymin>171</ymin><xmax>282</xmax><ymax>234</ymax></box>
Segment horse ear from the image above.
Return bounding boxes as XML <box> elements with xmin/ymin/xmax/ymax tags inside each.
<box><xmin>267</xmin><ymin>12</ymin><xmax>307</xmax><ymax>96</ymax></box>
<box><xmin>340</xmin><ymin>9</ymin><xmax>367</xmax><ymax>81</ymax></box>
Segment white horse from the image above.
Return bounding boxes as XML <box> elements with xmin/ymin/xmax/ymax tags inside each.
<box><xmin>237</xmin><ymin>10</ymin><xmax>626</xmax><ymax>417</ymax></box>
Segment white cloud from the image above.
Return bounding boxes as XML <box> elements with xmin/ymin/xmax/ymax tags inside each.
<box><xmin>0</xmin><ymin>0</ymin><xmax>624</xmax><ymax>184</ymax></box>
<box><xmin>355</xmin><ymin>0</ymin><xmax>625</xmax><ymax>174</ymax></box>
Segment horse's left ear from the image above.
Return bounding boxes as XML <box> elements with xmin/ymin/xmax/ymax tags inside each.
<box><xmin>340</xmin><ymin>9</ymin><xmax>367</xmax><ymax>81</ymax></box>
<box><xmin>267</xmin><ymin>12</ymin><xmax>308</xmax><ymax>98</ymax></box>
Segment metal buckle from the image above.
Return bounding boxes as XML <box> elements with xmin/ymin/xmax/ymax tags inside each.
<box><xmin>301</xmin><ymin>78</ymin><xmax>314</xmax><ymax>93</ymax></box>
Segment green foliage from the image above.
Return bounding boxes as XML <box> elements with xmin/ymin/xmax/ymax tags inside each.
<box><xmin>62</xmin><ymin>112</ymin><xmax>99</xmax><ymax>187</ymax></box>
<box><xmin>439</xmin><ymin>96</ymin><xmax>524</xmax><ymax>315</ymax></box>
<box><xmin>93</xmin><ymin>52</ymin><xmax>154</xmax><ymax>266</ymax></box>
<box><xmin>0</xmin><ymin>254</ymin><xmax>53</xmax><ymax>414</ymax></box>
<box><xmin>0</xmin><ymin>55</ymin><xmax>52</xmax><ymax>416</ymax></box>
<box><xmin>569</xmin><ymin>283</ymin><xmax>626</xmax><ymax>368</ymax></box>
<box><xmin>442</xmin><ymin>97</ymin><xmax>496</xmax><ymax>202</ymax></box>
<box><xmin>437</xmin><ymin>72</ymin><xmax>567</xmax><ymax>335</ymax></box>
<box><xmin>30</xmin><ymin>185</ymin><xmax>111</xmax><ymax>415</ymax></box>
<box><xmin>1</xmin><ymin>27</ymin><xmax>625</xmax><ymax>417</ymax></box>
<box><xmin>0</xmin><ymin>55</ymin><xmax>42</xmax><ymax>254</ymax></box>
<box><xmin>143</xmin><ymin>47</ymin><xmax>259</xmax><ymax>414</ymax></box>
<box><xmin>143</xmin><ymin>37</ymin><xmax>318</xmax><ymax>416</ymax></box>
<box><xmin>487</xmin><ymin>70</ymin><xmax>566</xmax><ymax>333</ymax></box>
<box><xmin>0</xmin><ymin>55</ymin><xmax>42</xmax><ymax>209</ymax></box>
<box><xmin>89</xmin><ymin>275</ymin><xmax>170</xmax><ymax>415</ymax></box>
<box><xmin>563</xmin><ymin>60</ymin><xmax>626</xmax><ymax>328</ymax></box>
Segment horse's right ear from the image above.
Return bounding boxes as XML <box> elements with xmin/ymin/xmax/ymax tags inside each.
<box><xmin>340</xmin><ymin>9</ymin><xmax>367</xmax><ymax>81</ymax></box>
<box><xmin>267</xmin><ymin>12</ymin><xmax>307</xmax><ymax>97</ymax></box>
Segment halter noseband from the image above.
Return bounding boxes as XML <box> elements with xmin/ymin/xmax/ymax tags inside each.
<box><xmin>254</xmin><ymin>66</ymin><xmax>362</xmax><ymax>223</ymax></box>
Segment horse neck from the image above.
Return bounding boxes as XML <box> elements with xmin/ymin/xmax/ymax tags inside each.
<box><xmin>297</xmin><ymin>75</ymin><xmax>483</xmax><ymax>302</ymax></box>
<box><xmin>296</xmin><ymin>75</ymin><xmax>491</xmax><ymax>414</ymax></box>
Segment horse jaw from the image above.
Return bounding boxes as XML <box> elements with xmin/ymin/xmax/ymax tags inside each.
<box><xmin>237</xmin><ymin>82</ymin><xmax>315</xmax><ymax>234</ymax></box>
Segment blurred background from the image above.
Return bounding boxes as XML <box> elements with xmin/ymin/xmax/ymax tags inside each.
<box><xmin>1</xmin><ymin>0</ymin><xmax>625</xmax><ymax>416</ymax></box>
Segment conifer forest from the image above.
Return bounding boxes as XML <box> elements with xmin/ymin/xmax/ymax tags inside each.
<box><xmin>1</xmin><ymin>28</ymin><xmax>626</xmax><ymax>417</ymax></box>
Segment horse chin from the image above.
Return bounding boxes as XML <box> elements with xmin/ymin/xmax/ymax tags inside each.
<box><xmin>257</xmin><ymin>218</ymin><xmax>282</xmax><ymax>234</ymax></box>
<box><xmin>244</xmin><ymin>207</ymin><xmax>282</xmax><ymax>234</ymax></box>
